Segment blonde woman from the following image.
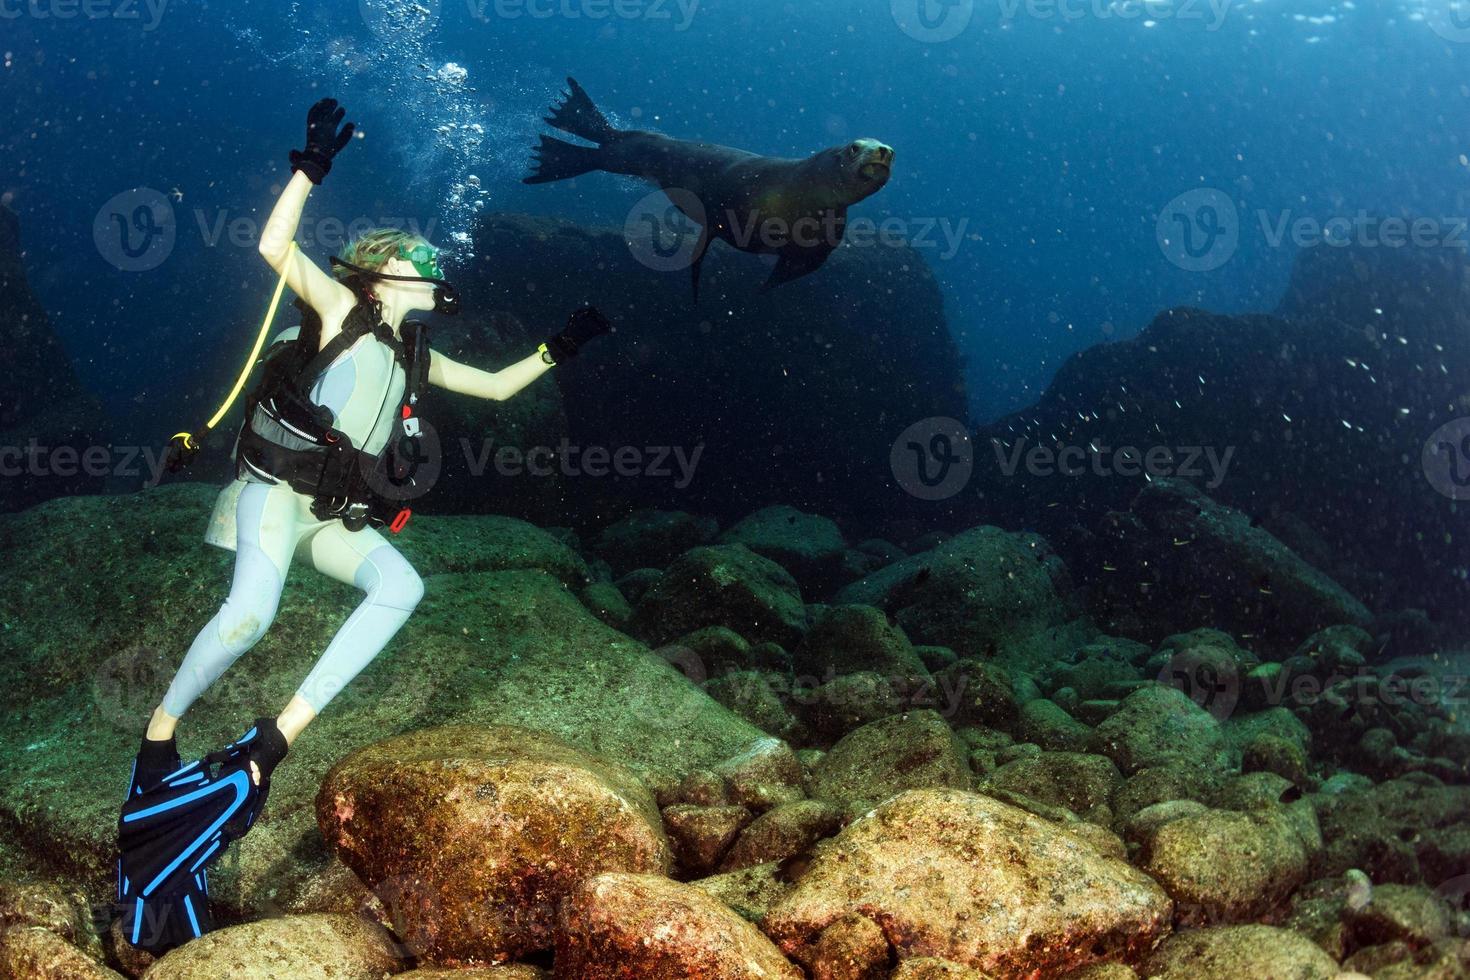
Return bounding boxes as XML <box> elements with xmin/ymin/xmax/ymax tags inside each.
<box><xmin>115</xmin><ymin>98</ymin><xmax>611</xmax><ymax>953</ymax></box>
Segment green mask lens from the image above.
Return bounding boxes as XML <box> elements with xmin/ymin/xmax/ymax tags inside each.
<box><xmin>397</xmin><ymin>242</ymin><xmax>443</xmax><ymax>280</ymax></box>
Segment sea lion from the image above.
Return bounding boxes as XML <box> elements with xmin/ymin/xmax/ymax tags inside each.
<box><xmin>524</xmin><ymin>77</ymin><xmax>894</xmax><ymax>298</ymax></box>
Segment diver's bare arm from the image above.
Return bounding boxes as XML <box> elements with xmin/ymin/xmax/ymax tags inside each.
<box><xmin>257</xmin><ymin>171</ymin><xmax>353</xmax><ymax>336</ymax></box>
<box><xmin>428</xmin><ymin>348</ymin><xmax>552</xmax><ymax>402</ymax></box>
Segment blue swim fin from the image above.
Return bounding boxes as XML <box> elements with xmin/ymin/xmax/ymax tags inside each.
<box><xmin>115</xmin><ymin>719</ymin><xmax>289</xmax><ymax>954</ymax></box>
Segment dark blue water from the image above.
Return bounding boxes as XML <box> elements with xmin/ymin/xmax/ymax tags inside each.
<box><xmin>3</xmin><ymin>0</ymin><xmax>1468</xmax><ymax>434</ymax></box>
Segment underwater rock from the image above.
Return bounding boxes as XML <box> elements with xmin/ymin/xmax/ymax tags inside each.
<box><xmin>794</xmin><ymin>604</ymin><xmax>931</xmax><ymax>684</ymax></box>
<box><xmin>397</xmin><ymin>967</ymin><xmax>547</xmax><ymax>979</ymax></box>
<box><xmin>1241</xmin><ymin>733</ymin><xmax>1313</xmax><ymax>787</ymax></box>
<box><xmin>804</xmin><ymin>672</ymin><xmax>906</xmax><ymax>740</ymax></box>
<box><xmin>1140</xmin><ymin>924</ymin><xmax>1341</xmax><ymax>979</ymax></box>
<box><xmin>979</xmin><ymin>752</ymin><xmax>1122</xmax><ymax>822</ymax></box>
<box><xmin>1343</xmin><ymin>882</ymin><xmax>1455</xmax><ymax>950</ymax></box>
<box><xmin>763</xmin><ymin>789</ymin><xmax>1172</xmax><ymax>978</ymax></box>
<box><xmin>674</xmin><ymin>625</ymin><xmax>753</xmax><ymax>678</ymax></box>
<box><xmin>713</xmin><ymin>737</ymin><xmax>806</xmax><ymax>811</ymax></box>
<box><xmin>807</xmin><ymin>710</ymin><xmax>972</xmax><ymax>811</ymax></box>
<box><xmin>136</xmin><ymin>913</ymin><xmax>406</xmax><ymax>980</ymax></box>
<box><xmin>938</xmin><ymin>659</ymin><xmax>1021</xmax><ymax>730</ymax></box>
<box><xmin>1109</xmin><ymin>763</ymin><xmax>1226</xmax><ymax>826</ymax></box>
<box><xmin>376</xmin><ymin>511</ymin><xmax>591</xmax><ymax>585</ymax></box>
<box><xmin>0</xmin><ymin>926</ymin><xmax>122</xmax><ymax>980</ymax></box>
<box><xmin>592</xmin><ymin>509</ymin><xmax>719</xmax><ymax>576</ymax></box>
<box><xmin>578</xmin><ymin>581</ymin><xmax>631</xmax><ymax>630</ymax></box>
<box><xmin>1088</xmin><ymin>685</ymin><xmax>1231</xmax><ymax>776</ymax></box>
<box><xmin>1312</xmin><ymin>777</ymin><xmax>1470</xmax><ymax>885</ymax></box>
<box><xmin>690</xmin><ymin>862</ymin><xmax>795</xmax><ymax>924</ymax></box>
<box><xmin>0</xmin><ymin>880</ymin><xmax>98</xmax><ymax>957</ymax></box>
<box><xmin>1137</xmin><ymin>803</ymin><xmax>1320</xmax><ymax>924</ymax></box>
<box><xmin>315</xmin><ymin>725</ymin><xmax>671</xmax><ymax>964</ymax></box>
<box><xmin>661</xmin><ymin>803</ymin><xmax>753</xmax><ymax>877</ymax></box>
<box><xmin>836</xmin><ymin>526</ymin><xmax>1090</xmax><ymax>673</ymax></box>
<box><xmin>705</xmin><ymin>670</ymin><xmax>810</xmax><ymax>744</ymax></box>
<box><xmin>806</xmin><ymin>912</ymin><xmax>891</xmax><ymax>980</ymax></box>
<box><xmin>1341</xmin><ymin>940</ymin><xmax>1468</xmax><ymax>978</ymax></box>
<box><xmin>1014</xmin><ymin>699</ymin><xmax>1093</xmax><ymax>753</ymax></box>
<box><xmin>0</xmin><ymin>204</ymin><xmax>109</xmax><ymax>515</ymax></box>
<box><xmin>629</xmin><ymin>544</ymin><xmax>809</xmax><ymax>648</ymax></box>
<box><xmin>612</xmin><ymin>567</ymin><xmax>663</xmax><ymax>604</ymax></box>
<box><xmin>1080</xmin><ymin>479</ymin><xmax>1371</xmax><ymax>656</ymax></box>
<box><xmin>719</xmin><ymin>505</ymin><xmax>849</xmax><ymax>599</ymax></box>
<box><xmin>718</xmin><ymin>800</ymin><xmax>845</xmax><ymax>872</ymax></box>
<box><xmin>462</xmin><ymin>212</ymin><xmax>967</xmax><ymax>528</ymax></box>
<box><xmin>553</xmin><ymin>872</ymin><xmax>802</xmax><ymax>979</ymax></box>
<box><xmin>889</xmin><ymin>960</ymin><xmax>993</xmax><ymax>980</ymax></box>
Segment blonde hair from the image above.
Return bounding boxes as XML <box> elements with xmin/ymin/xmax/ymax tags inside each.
<box><xmin>336</xmin><ymin>228</ymin><xmax>431</xmax><ymax>280</ymax></box>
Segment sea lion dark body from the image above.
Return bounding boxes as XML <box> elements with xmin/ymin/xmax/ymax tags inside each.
<box><xmin>524</xmin><ymin>78</ymin><xmax>894</xmax><ymax>298</ymax></box>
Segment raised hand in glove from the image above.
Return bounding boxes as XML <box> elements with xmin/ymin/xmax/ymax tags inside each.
<box><xmin>289</xmin><ymin>98</ymin><xmax>356</xmax><ymax>185</ymax></box>
<box><xmin>545</xmin><ymin>305</ymin><xmax>612</xmax><ymax>363</ymax></box>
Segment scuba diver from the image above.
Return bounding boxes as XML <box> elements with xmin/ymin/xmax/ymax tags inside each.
<box><xmin>115</xmin><ymin>99</ymin><xmax>611</xmax><ymax>954</ymax></box>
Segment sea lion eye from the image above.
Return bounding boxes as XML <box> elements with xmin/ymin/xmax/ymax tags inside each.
<box><xmin>847</xmin><ymin>144</ymin><xmax>860</xmax><ymax>157</ymax></box>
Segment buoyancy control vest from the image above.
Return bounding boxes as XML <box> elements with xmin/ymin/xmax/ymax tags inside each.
<box><xmin>233</xmin><ymin>283</ymin><xmax>432</xmax><ymax>534</ymax></box>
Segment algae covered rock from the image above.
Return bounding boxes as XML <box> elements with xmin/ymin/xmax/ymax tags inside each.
<box><xmin>592</xmin><ymin>509</ymin><xmax>719</xmax><ymax>575</ymax></box>
<box><xmin>719</xmin><ymin>799</ymin><xmax>845</xmax><ymax>872</ymax></box>
<box><xmin>835</xmin><ymin>526</ymin><xmax>1089</xmax><ymax>672</ymax></box>
<box><xmin>554</xmin><ymin>872</ymin><xmax>802</xmax><ymax>979</ymax></box>
<box><xmin>1089</xmin><ymin>685</ymin><xmax>1231</xmax><ymax>776</ymax></box>
<box><xmin>763</xmin><ymin>789</ymin><xmax>1173</xmax><ymax>978</ymax></box>
<box><xmin>808</xmin><ymin>710</ymin><xmax>972</xmax><ymax>810</ymax></box>
<box><xmin>1140</xmin><ymin>923</ymin><xmax>1341</xmax><ymax>979</ymax></box>
<box><xmin>1138</xmin><ymin>803</ymin><xmax>1320</xmax><ymax>924</ymax></box>
<box><xmin>0</xmin><ymin>926</ymin><xmax>124</xmax><ymax>980</ymax></box>
<box><xmin>794</xmin><ymin>604</ymin><xmax>931</xmax><ymax>683</ymax></box>
<box><xmin>315</xmin><ymin>725</ymin><xmax>670</xmax><ymax>964</ymax></box>
<box><xmin>720</xmin><ymin>505</ymin><xmax>849</xmax><ymax>598</ymax></box>
<box><xmin>630</xmin><ymin>544</ymin><xmax>810</xmax><ymax>647</ymax></box>
<box><xmin>980</xmin><ymin>752</ymin><xmax>1122</xmax><ymax>820</ymax></box>
<box><xmin>137</xmin><ymin>913</ymin><xmax>406</xmax><ymax>980</ymax></box>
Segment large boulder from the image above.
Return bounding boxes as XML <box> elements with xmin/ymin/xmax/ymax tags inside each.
<box><xmin>720</xmin><ymin>506</ymin><xmax>849</xmax><ymax>598</ymax></box>
<box><xmin>1088</xmin><ymin>685</ymin><xmax>1231</xmax><ymax>776</ymax></box>
<box><xmin>1080</xmin><ymin>480</ymin><xmax>1371</xmax><ymax>655</ymax></box>
<box><xmin>316</xmin><ymin>725</ymin><xmax>670</xmax><ymax>964</ymax></box>
<box><xmin>763</xmin><ymin>789</ymin><xmax>1173</xmax><ymax>977</ymax></box>
<box><xmin>629</xmin><ymin>544</ymin><xmax>810</xmax><ymax>648</ymax></box>
<box><xmin>793</xmin><ymin>604</ymin><xmax>931</xmax><ymax>683</ymax></box>
<box><xmin>835</xmin><ymin>527</ymin><xmax>1091</xmax><ymax>673</ymax></box>
<box><xmin>808</xmin><ymin>711</ymin><xmax>972</xmax><ymax>811</ymax></box>
<box><xmin>137</xmin><ymin>913</ymin><xmax>406</xmax><ymax>980</ymax></box>
<box><xmin>554</xmin><ymin>872</ymin><xmax>802</xmax><ymax>979</ymax></box>
<box><xmin>1141</xmin><ymin>924</ymin><xmax>1340</xmax><ymax>979</ymax></box>
<box><xmin>592</xmin><ymin>509</ymin><xmax>719</xmax><ymax>576</ymax></box>
<box><xmin>0</xmin><ymin>203</ymin><xmax>108</xmax><ymax>513</ymax></box>
<box><xmin>460</xmin><ymin>212</ymin><xmax>968</xmax><ymax>528</ymax></box>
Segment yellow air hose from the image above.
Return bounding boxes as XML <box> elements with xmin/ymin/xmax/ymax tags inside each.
<box><xmin>168</xmin><ymin>242</ymin><xmax>297</xmax><ymax>463</ymax></box>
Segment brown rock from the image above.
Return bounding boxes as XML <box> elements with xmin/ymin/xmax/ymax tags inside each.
<box><xmin>1058</xmin><ymin>964</ymin><xmax>1138</xmax><ymax>980</ymax></box>
<box><xmin>0</xmin><ymin>926</ymin><xmax>123</xmax><ymax>980</ymax></box>
<box><xmin>138</xmin><ymin>913</ymin><xmax>405</xmax><ymax>979</ymax></box>
<box><xmin>316</xmin><ymin>725</ymin><xmax>670</xmax><ymax>964</ymax></box>
<box><xmin>662</xmin><ymin>804</ymin><xmax>753</xmax><ymax>876</ymax></box>
<box><xmin>809</xmin><ymin>913</ymin><xmax>890</xmax><ymax>980</ymax></box>
<box><xmin>691</xmin><ymin>862</ymin><xmax>795</xmax><ymax>923</ymax></box>
<box><xmin>720</xmin><ymin>800</ymin><xmax>845</xmax><ymax>872</ymax></box>
<box><xmin>979</xmin><ymin>752</ymin><xmax>1121</xmax><ymax>818</ymax></box>
<box><xmin>1345</xmin><ymin>883</ymin><xmax>1454</xmax><ymax>949</ymax></box>
<box><xmin>398</xmin><ymin>967</ymin><xmax>548</xmax><ymax>979</ymax></box>
<box><xmin>763</xmin><ymin>789</ymin><xmax>1172</xmax><ymax>978</ymax></box>
<box><xmin>0</xmin><ymin>881</ymin><xmax>94</xmax><ymax>950</ymax></box>
<box><xmin>890</xmin><ymin>959</ymin><xmax>992</xmax><ymax>979</ymax></box>
<box><xmin>1139</xmin><ymin>804</ymin><xmax>1318</xmax><ymax>924</ymax></box>
<box><xmin>554</xmin><ymin>872</ymin><xmax>802</xmax><ymax>979</ymax></box>
<box><xmin>714</xmin><ymin>738</ymin><xmax>807</xmax><ymax>811</ymax></box>
<box><xmin>808</xmin><ymin>711</ymin><xmax>971</xmax><ymax>810</ymax></box>
<box><xmin>1141</xmin><ymin>924</ymin><xmax>1340</xmax><ymax>979</ymax></box>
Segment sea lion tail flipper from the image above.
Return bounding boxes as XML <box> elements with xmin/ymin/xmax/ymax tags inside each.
<box><xmin>523</xmin><ymin>134</ymin><xmax>603</xmax><ymax>185</ymax></box>
<box><xmin>544</xmin><ymin>76</ymin><xmax>618</xmax><ymax>144</ymax></box>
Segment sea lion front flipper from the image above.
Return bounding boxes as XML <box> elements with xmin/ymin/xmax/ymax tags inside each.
<box><xmin>760</xmin><ymin>248</ymin><xmax>832</xmax><ymax>292</ymax></box>
<box><xmin>689</xmin><ymin>224</ymin><xmax>713</xmax><ymax>303</ymax></box>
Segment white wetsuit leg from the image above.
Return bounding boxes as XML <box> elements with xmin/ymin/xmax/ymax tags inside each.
<box><xmin>162</xmin><ymin>482</ymin><xmax>301</xmax><ymax>716</ymax></box>
<box><xmin>293</xmin><ymin>520</ymin><xmax>424</xmax><ymax>712</ymax></box>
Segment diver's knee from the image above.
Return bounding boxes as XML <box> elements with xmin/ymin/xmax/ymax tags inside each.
<box><xmin>214</xmin><ymin>598</ymin><xmax>276</xmax><ymax>653</ymax></box>
<box><xmin>393</xmin><ymin>570</ymin><xmax>425</xmax><ymax>612</ymax></box>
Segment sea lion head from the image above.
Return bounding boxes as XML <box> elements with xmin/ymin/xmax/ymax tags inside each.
<box><xmin>811</xmin><ymin>138</ymin><xmax>894</xmax><ymax>204</ymax></box>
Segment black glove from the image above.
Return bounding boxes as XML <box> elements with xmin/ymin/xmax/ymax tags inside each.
<box><xmin>289</xmin><ymin>98</ymin><xmax>356</xmax><ymax>185</ymax></box>
<box><xmin>546</xmin><ymin>305</ymin><xmax>612</xmax><ymax>362</ymax></box>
